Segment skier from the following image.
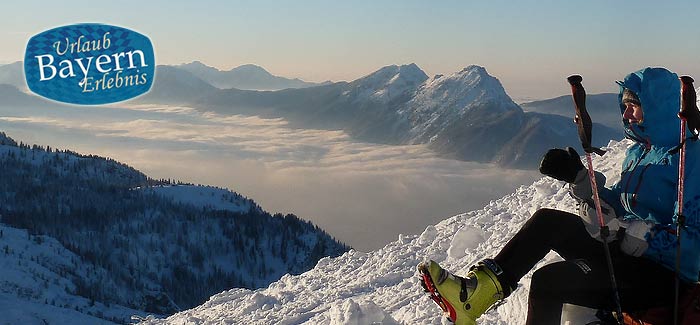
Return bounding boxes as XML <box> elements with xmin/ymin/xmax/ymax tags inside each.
<box><xmin>420</xmin><ymin>67</ymin><xmax>700</xmax><ymax>325</ymax></box>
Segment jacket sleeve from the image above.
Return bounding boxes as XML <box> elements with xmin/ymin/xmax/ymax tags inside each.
<box><xmin>645</xmin><ymin>144</ymin><xmax>700</xmax><ymax>283</ymax></box>
<box><xmin>598</xmin><ymin>184</ymin><xmax>625</xmax><ymax>219</ymax></box>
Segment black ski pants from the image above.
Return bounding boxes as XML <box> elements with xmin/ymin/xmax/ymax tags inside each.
<box><xmin>493</xmin><ymin>208</ymin><xmax>676</xmax><ymax>325</ymax></box>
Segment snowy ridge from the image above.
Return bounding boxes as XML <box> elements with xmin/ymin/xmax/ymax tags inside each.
<box><xmin>411</xmin><ymin>65</ymin><xmax>517</xmax><ymax>115</ymax></box>
<box><xmin>143</xmin><ymin>139</ymin><xmax>629</xmax><ymax>325</ymax></box>
<box><xmin>345</xmin><ymin>64</ymin><xmax>429</xmax><ymax>104</ymax></box>
<box><xmin>147</xmin><ymin>185</ymin><xmax>255</xmax><ymax>214</ymax></box>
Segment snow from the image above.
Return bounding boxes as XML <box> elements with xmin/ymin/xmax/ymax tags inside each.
<box><xmin>147</xmin><ymin>185</ymin><xmax>254</xmax><ymax>213</ymax></box>
<box><xmin>0</xmin><ymin>294</ymin><xmax>114</xmax><ymax>325</ymax></box>
<box><xmin>348</xmin><ymin>64</ymin><xmax>428</xmax><ymax>103</ymax></box>
<box><xmin>327</xmin><ymin>299</ymin><xmax>399</xmax><ymax>325</ymax></box>
<box><xmin>0</xmin><ymin>223</ymin><xmax>146</xmax><ymax>324</ymax></box>
<box><xmin>447</xmin><ymin>226</ymin><xmax>485</xmax><ymax>260</ymax></box>
<box><xmin>141</xmin><ymin>139</ymin><xmax>630</xmax><ymax>325</ymax></box>
<box><xmin>399</xmin><ymin>65</ymin><xmax>522</xmax><ymax>143</ymax></box>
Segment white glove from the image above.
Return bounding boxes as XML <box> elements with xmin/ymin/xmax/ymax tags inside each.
<box><xmin>619</xmin><ymin>220</ymin><xmax>653</xmax><ymax>257</ymax></box>
<box><xmin>570</xmin><ymin>169</ymin><xmax>624</xmax><ymax>242</ymax></box>
<box><xmin>578</xmin><ymin>199</ymin><xmax>623</xmax><ymax>242</ymax></box>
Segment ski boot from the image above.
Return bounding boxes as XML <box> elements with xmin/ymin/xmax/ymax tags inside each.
<box><xmin>418</xmin><ymin>259</ymin><xmax>507</xmax><ymax>325</ymax></box>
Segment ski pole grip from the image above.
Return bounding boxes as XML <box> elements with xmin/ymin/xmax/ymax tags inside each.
<box><xmin>566</xmin><ymin>75</ymin><xmax>604</xmax><ymax>155</ymax></box>
<box><xmin>680</xmin><ymin>76</ymin><xmax>699</xmax><ymax>137</ymax></box>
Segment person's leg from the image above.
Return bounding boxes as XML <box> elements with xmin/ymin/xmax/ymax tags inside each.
<box><xmin>429</xmin><ymin>207</ymin><xmax>676</xmax><ymax>324</ymax></box>
<box><xmin>526</xmin><ymin>259</ymin><xmax>613</xmax><ymax>324</ymax></box>
<box><xmin>417</xmin><ymin>209</ymin><xmax>590</xmax><ymax>325</ymax></box>
<box><xmin>611</xmin><ymin>252</ymin><xmax>676</xmax><ymax>312</ymax></box>
<box><xmin>493</xmin><ymin>208</ymin><xmax>603</xmax><ymax>290</ymax></box>
<box><xmin>524</xmin><ymin>244</ymin><xmax>676</xmax><ymax>324</ymax></box>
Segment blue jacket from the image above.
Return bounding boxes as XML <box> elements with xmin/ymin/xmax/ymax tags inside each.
<box><xmin>601</xmin><ymin>67</ymin><xmax>700</xmax><ymax>283</ymax></box>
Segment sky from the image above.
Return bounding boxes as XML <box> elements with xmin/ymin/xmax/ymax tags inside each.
<box><xmin>2</xmin><ymin>0</ymin><xmax>699</xmax><ymax>101</ymax></box>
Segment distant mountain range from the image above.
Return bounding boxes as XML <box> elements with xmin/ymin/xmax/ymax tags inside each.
<box><xmin>0</xmin><ymin>61</ymin><xmax>624</xmax><ymax>168</ymax></box>
<box><xmin>143</xmin><ymin>65</ymin><xmax>220</xmax><ymax>104</ymax></box>
<box><xmin>0</xmin><ymin>83</ymin><xmax>49</xmax><ymax>107</ymax></box>
<box><xmin>521</xmin><ymin>93</ymin><xmax>622</xmax><ymax>131</ymax></box>
<box><xmin>176</xmin><ymin>61</ymin><xmax>328</xmax><ymax>90</ymax></box>
<box><xmin>140</xmin><ymin>63</ymin><xmax>622</xmax><ymax>168</ymax></box>
<box><xmin>0</xmin><ymin>61</ymin><xmax>26</xmax><ymax>91</ymax></box>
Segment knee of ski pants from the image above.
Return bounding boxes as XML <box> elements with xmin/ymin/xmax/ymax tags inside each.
<box><xmin>526</xmin><ymin>208</ymin><xmax>569</xmax><ymax>231</ymax></box>
<box><xmin>529</xmin><ymin>260</ymin><xmax>586</xmax><ymax>301</ymax></box>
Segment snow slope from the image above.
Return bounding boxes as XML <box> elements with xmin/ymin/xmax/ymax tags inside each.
<box><xmin>0</xmin><ymin>223</ymin><xmax>146</xmax><ymax>324</ymax></box>
<box><xmin>148</xmin><ymin>185</ymin><xmax>255</xmax><ymax>214</ymax></box>
<box><xmin>142</xmin><ymin>139</ymin><xmax>630</xmax><ymax>325</ymax></box>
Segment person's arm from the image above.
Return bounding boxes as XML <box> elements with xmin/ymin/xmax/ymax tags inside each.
<box><xmin>540</xmin><ymin>147</ymin><xmax>624</xmax><ymax>240</ymax></box>
<box><xmin>539</xmin><ymin>147</ymin><xmax>623</xmax><ymax>218</ymax></box>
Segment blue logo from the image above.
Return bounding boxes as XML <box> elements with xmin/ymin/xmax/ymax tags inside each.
<box><xmin>24</xmin><ymin>23</ymin><xmax>155</xmax><ymax>105</ymax></box>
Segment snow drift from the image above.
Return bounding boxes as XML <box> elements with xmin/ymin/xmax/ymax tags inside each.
<box><xmin>141</xmin><ymin>139</ymin><xmax>630</xmax><ymax>325</ymax></box>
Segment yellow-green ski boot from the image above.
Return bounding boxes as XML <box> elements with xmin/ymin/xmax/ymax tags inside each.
<box><xmin>418</xmin><ymin>259</ymin><xmax>507</xmax><ymax>325</ymax></box>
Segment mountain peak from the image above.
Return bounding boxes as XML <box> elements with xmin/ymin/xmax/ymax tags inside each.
<box><xmin>350</xmin><ymin>64</ymin><xmax>428</xmax><ymax>102</ymax></box>
<box><xmin>184</xmin><ymin>60</ymin><xmax>207</xmax><ymax>67</ymax></box>
<box><xmin>460</xmin><ymin>65</ymin><xmax>488</xmax><ymax>74</ymax></box>
<box><xmin>397</xmin><ymin>63</ymin><xmax>428</xmax><ymax>83</ymax></box>
<box><xmin>360</xmin><ymin>64</ymin><xmax>427</xmax><ymax>81</ymax></box>
<box><xmin>174</xmin><ymin>62</ymin><xmax>319</xmax><ymax>90</ymax></box>
<box><xmin>230</xmin><ymin>64</ymin><xmax>272</xmax><ymax>76</ymax></box>
<box><xmin>399</xmin><ymin>63</ymin><xmax>424</xmax><ymax>73</ymax></box>
<box><xmin>419</xmin><ymin>65</ymin><xmax>515</xmax><ymax>108</ymax></box>
<box><xmin>179</xmin><ymin>61</ymin><xmax>221</xmax><ymax>73</ymax></box>
<box><xmin>179</xmin><ymin>61</ymin><xmax>270</xmax><ymax>75</ymax></box>
<box><xmin>453</xmin><ymin>65</ymin><xmax>493</xmax><ymax>84</ymax></box>
<box><xmin>402</xmin><ymin>65</ymin><xmax>522</xmax><ymax>147</ymax></box>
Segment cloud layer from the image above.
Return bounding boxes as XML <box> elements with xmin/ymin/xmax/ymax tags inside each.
<box><xmin>0</xmin><ymin>104</ymin><xmax>539</xmax><ymax>250</ymax></box>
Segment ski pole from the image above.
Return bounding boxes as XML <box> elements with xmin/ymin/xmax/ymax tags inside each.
<box><xmin>566</xmin><ymin>75</ymin><xmax>623</xmax><ymax>325</ymax></box>
<box><xmin>675</xmin><ymin>75</ymin><xmax>696</xmax><ymax>325</ymax></box>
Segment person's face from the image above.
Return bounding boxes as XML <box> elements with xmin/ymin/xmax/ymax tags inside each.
<box><xmin>623</xmin><ymin>102</ymin><xmax>644</xmax><ymax>124</ymax></box>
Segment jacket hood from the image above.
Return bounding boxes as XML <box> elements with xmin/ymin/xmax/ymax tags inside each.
<box><xmin>617</xmin><ymin>67</ymin><xmax>680</xmax><ymax>147</ymax></box>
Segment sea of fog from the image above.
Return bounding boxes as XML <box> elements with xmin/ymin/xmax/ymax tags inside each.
<box><xmin>0</xmin><ymin>103</ymin><xmax>540</xmax><ymax>251</ymax></box>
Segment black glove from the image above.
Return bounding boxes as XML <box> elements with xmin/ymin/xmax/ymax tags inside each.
<box><xmin>539</xmin><ymin>147</ymin><xmax>584</xmax><ymax>183</ymax></box>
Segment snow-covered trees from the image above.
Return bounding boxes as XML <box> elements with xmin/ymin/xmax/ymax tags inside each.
<box><xmin>0</xmin><ymin>134</ymin><xmax>349</xmax><ymax>315</ymax></box>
